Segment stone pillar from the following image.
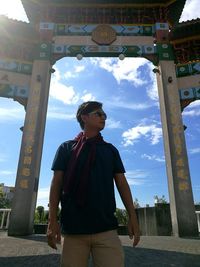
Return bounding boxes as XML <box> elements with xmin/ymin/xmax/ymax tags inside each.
<box><xmin>8</xmin><ymin>53</ymin><xmax>51</xmax><ymax>235</ymax></box>
<box><xmin>156</xmin><ymin>59</ymin><xmax>198</xmax><ymax>236</ymax></box>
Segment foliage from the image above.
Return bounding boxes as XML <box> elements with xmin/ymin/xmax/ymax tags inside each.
<box><xmin>154</xmin><ymin>195</ymin><xmax>168</xmax><ymax>204</ymax></box>
<box><xmin>34</xmin><ymin>206</ymin><xmax>60</xmax><ymax>224</ymax></box>
<box><xmin>0</xmin><ymin>187</ymin><xmax>11</xmax><ymax>209</ymax></box>
<box><xmin>37</xmin><ymin>206</ymin><xmax>44</xmax><ymax>222</ymax></box>
<box><xmin>34</xmin><ymin>206</ymin><xmax>48</xmax><ymax>224</ymax></box>
<box><xmin>115</xmin><ymin>208</ymin><xmax>128</xmax><ymax>225</ymax></box>
<box><xmin>133</xmin><ymin>198</ymin><xmax>140</xmax><ymax>208</ymax></box>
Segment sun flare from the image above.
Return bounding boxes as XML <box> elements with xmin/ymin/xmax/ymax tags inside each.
<box><xmin>0</xmin><ymin>0</ymin><xmax>28</xmax><ymax>22</ymax></box>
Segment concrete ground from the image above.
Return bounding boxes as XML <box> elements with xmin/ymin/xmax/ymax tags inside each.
<box><xmin>0</xmin><ymin>231</ymin><xmax>200</xmax><ymax>267</ymax></box>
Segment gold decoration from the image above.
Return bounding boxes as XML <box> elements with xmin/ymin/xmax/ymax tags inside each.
<box><xmin>92</xmin><ymin>25</ymin><xmax>116</xmax><ymax>45</ymax></box>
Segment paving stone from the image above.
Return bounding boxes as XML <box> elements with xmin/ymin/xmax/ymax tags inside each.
<box><xmin>0</xmin><ymin>232</ymin><xmax>200</xmax><ymax>267</ymax></box>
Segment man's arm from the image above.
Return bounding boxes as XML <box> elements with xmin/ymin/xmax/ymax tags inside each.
<box><xmin>114</xmin><ymin>173</ymin><xmax>140</xmax><ymax>247</ymax></box>
<box><xmin>47</xmin><ymin>170</ymin><xmax>64</xmax><ymax>249</ymax></box>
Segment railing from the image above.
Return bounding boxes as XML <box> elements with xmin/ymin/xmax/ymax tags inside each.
<box><xmin>0</xmin><ymin>209</ymin><xmax>199</xmax><ymax>233</ymax></box>
<box><xmin>0</xmin><ymin>209</ymin><xmax>11</xmax><ymax>229</ymax></box>
<box><xmin>196</xmin><ymin>211</ymin><xmax>200</xmax><ymax>233</ymax></box>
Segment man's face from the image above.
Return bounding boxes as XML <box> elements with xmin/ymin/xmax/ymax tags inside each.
<box><xmin>82</xmin><ymin>109</ymin><xmax>107</xmax><ymax>131</ymax></box>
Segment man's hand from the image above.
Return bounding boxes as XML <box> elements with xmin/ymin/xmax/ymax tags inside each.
<box><xmin>47</xmin><ymin>220</ymin><xmax>61</xmax><ymax>250</ymax></box>
<box><xmin>128</xmin><ymin>217</ymin><xmax>140</xmax><ymax>247</ymax></box>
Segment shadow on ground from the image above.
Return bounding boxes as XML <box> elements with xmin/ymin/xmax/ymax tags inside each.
<box><xmin>0</xmin><ymin>254</ymin><xmax>60</xmax><ymax>267</ymax></box>
<box><xmin>1</xmin><ymin>247</ymin><xmax>200</xmax><ymax>267</ymax></box>
<box><xmin>13</xmin><ymin>234</ymin><xmax>48</xmax><ymax>243</ymax></box>
<box><xmin>123</xmin><ymin>246</ymin><xmax>200</xmax><ymax>267</ymax></box>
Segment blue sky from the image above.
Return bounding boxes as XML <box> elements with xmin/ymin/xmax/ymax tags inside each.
<box><xmin>0</xmin><ymin>0</ymin><xmax>199</xmax><ymax>209</ymax></box>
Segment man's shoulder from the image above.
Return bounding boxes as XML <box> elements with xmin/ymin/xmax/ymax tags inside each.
<box><xmin>59</xmin><ymin>140</ymin><xmax>77</xmax><ymax>150</ymax></box>
<box><xmin>101</xmin><ymin>142</ymin><xmax>119</xmax><ymax>152</ymax></box>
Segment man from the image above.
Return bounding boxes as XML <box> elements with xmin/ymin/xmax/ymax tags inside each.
<box><xmin>47</xmin><ymin>101</ymin><xmax>140</xmax><ymax>267</ymax></box>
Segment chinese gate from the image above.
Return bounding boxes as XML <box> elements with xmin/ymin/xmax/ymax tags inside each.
<box><xmin>0</xmin><ymin>0</ymin><xmax>199</xmax><ymax>237</ymax></box>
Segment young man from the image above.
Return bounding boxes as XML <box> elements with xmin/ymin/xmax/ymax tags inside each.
<box><xmin>47</xmin><ymin>101</ymin><xmax>140</xmax><ymax>267</ymax></box>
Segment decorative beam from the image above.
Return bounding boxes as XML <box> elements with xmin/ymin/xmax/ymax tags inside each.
<box><xmin>0</xmin><ymin>59</ymin><xmax>32</xmax><ymax>75</ymax></box>
<box><xmin>177</xmin><ymin>74</ymin><xmax>200</xmax><ymax>89</ymax></box>
<box><xmin>53</xmin><ymin>35</ymin><xmax>155</xmax><ymax>46</ymax></box>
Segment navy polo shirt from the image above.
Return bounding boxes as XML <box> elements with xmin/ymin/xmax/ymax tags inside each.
<box><xmin>51</xmin><ymin>140</ymin><xmax>125</xmax><ymax>234</ymax></box>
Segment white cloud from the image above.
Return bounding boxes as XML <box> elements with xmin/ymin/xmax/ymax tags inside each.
<box><xmin>122</xmin><ymin>123</ymin><xmax>162</xmax><ymax>146</ymax></box>
<box><xmin>64</xmin><ymin>65</ymin><xmax>85</xmax><ymax>79</ymax></box>
<box><xmin>0</xmin><ymin>170</ymin><xmax>15</xmax><ymax>176</ymax></box>
<box><xmin>64</xmin><ymin>71</ymin><xmax>76</xmax><ymax>79</ymax></box>
<box><xmin>47</xmin><ymin>107</ymin><xmax>75</xmax><ymax>120</ymax></box>
<box><xmin>189</xmin><ymin>148</ymin><xmax>200</xmax><ymax>154</ymax></box>
<box><xmin>183</xmin><ymin>109</ymin><xmax>200</xmax><ymax>117</ymax></box>
<box><xmin>180</xmin><ymin>0</ymin><xmax>200</xmax><ymax>22</ymax></box>
<box><xmin>75</xmin><ymin>65</ymin><xmax>85</xmax><ymax>73</ymax></box>
<box><xmin>182</xmin><ymin>100</ymin><xmax>200</xmax><ymax>117</ymax></box>
<box><xmin>50</xmin><ymin>81</ymin><xmax>79</xmax><ymax>104</ymax></box>
<box><xmin>106</xmin><ymin>118</ymin><xmax>122</xmax><ymax>129</ymax></box>
<box><xmin>50</xmin><ymin>68</ymin><xmax>80</xmax><ymax>104</ymax></box>
<box><xmin>188</xmin><ymin>100</ymin><xmax>200</xmax><ymax>108</ymax></box>
<box><xmin>146</xmin><ymin>65</ymin><xmax>159</xmax><ymax>101</ymax></box>
<box><xmin>36</xmin><ymin>187</ymin><xmax>50</xmax><ymax>209</ymax></box>
<box><xmin>107</xmin><ymin>97</ymin><xmax>154</xmax><ymax>111</ymax></box>
<box><xmin>53</xmin><ymin>66</ymin><xmax>62</xmax><ymax>81</ymax></box>
<box><xmin>125</xmin><ymin>170</ymin><xmax>148</xmax><ymax>186</ymax></box>
<box><xmin>50</xmin><ymin>66</ymin><xmax>95</xmax><ymax>105</ymax></box>
<box><xmin>141</xmin><ymin>153</ymin><xmax>165</xmax><ymax>162</ymax></box>
<box><xmin>81</xmin><ymin>93</ymin><xmax>95</xmax><ymax>102</ymax></box>
<box><xmin>37</xmin><ymin>187</ymin><xmax>50</xmax><ymax>200</ymax></box>
<box><xmin>91</xmin><ymin>58</ymin><xmax>158</xmax><ymax>103</ymax></box>
<box><xmin>0</xmin><ymin>107</ymin><xmax>25</xmax><ymax>121</ymax></box>
<box><xmin>90</xmin><ymin>57</ymin><xmax>149</xmax><ymax>86</ymax></box>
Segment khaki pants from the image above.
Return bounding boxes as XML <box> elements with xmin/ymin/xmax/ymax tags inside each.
<box><xmin>61</xmin><ymin>230</ymin><xmax>124</xmax><ymax>267</ymax></box>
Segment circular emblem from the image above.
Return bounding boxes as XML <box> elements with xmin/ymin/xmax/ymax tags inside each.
<box><xmin>180</xmin><ymin>67</ymin><xmax>185</xmax><ymax>72</ymax></box>
<box><xmin>92</xmin><ymin>25</ymin><xmax>116</xmax><ymax>45</ymax></box>
<box><xmin>184</xmin><ymin>91</ymin><xmax>189</xmax><ymax>96</ymax></box>
<box><xmin>162</xmin><ymin>44</ymin><xmax>168</xmax><ymax>49</ymax></box>
<box><xmin>41</xmin><ymin>43</ymin><xmax>47</xmax><ymax>49</ymax></box>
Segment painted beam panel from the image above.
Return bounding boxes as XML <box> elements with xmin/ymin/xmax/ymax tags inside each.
<box><xmin>0</xmin><ymin>71</ymin><xmax>31</xmax><ymax>87</ymax></box>
<box><xmin>176</xmin><ymin>61</ymin><xmax>200</xmax><ymax>77</ymax></box>
<box><xmin>53</xmin><ymin>35</ymin><xmax>154</xmax><ymax>46</ymax></box>
<box><xmin>40</xmin><ymin>23</ymin><xmax>154</xmax><ymax>36</ymax></box>
<box><xmin>53</xmin><ymin>43</ymin><xmax>156</xmax><ymax>57</ymax></box>
<box><xmin>0</xmin><ymin>58</ymin><xmax>33</xmax><ymax>75</ymax></box>
<box><xmin>179</xmin><ymin>87</ymin><xmax>200</xmax><ymax>100</ymax></box>
<box><xmin>177</xmin><ymin>74</ymin><xmax>200</xmax><ymax>90</ymax></box>
<box><xmin>0</xmin><ymin>71</ymin><xmax>30</xmax><ymax>99</ymax></box>
<box><xmin>0</xmin><ymin>84</ymin><xmax>29</xmax><ymax>99</ymax></box>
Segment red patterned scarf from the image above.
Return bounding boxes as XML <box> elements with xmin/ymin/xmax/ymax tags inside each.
<box><xmin>63</xmin><ymin>132</ymin><xmax>105</xmax><ymax>207</ymax></box>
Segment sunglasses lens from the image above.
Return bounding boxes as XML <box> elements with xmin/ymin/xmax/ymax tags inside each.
<box><xmin>98</xmin><ymin>112</ymin><xmax>107</xmax><ymax>119</ymax></box>
<box><xmin>89</xmin><ymin>111</ymin><xmax>107</xmax><ymax>119</ymax></box>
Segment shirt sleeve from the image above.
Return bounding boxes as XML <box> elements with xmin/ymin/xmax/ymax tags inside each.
<box><xmin>51</xmin><ymin>142</ymin><xmax>72</xmax><ymax>171</ymax></box>
<box><xmin>112</xmin><ymin>145</ymin><xmax>126</xmax><ymax>174</ymax></box>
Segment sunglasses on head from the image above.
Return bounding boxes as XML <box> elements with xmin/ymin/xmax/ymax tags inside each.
<box><xmin>88</xmin><ymin>111</ymin><xmax>107</xmax><ymax>120</ymax></box>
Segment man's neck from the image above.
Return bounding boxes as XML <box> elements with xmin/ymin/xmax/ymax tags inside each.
<box><xmin>84</xmin><ymin>129</ymin><xmax>100</xmax><ymax>139</ymax></box>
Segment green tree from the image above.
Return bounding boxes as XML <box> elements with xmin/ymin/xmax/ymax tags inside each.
<box><xmin>133</xmin><ymin>198</ymin><xmax>140</xmax><ymax>208</ymax></box>
<box><xmin>0</xmin><ymin>187</ymin><xmax>11</xmax><ymax>208</ymax></box>
<box><xmin>154</xmin><ymin>195</ymin><xmax>168</xmax><ymax>204</ymax></box>
<box><xmin>115</xmin><ymin>208</ymin><xmax>128</xmax><ymax>225</ymax></box>
<box><xmin>36</xmin><ymin>206</ymin><xmax>45</xmax><ymax>223</ymax></box>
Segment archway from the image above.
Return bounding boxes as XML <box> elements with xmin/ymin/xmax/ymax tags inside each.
<box><xmin>0</xmin><ymin>0</ymin><xmax>199</xmax><ymax>237</ymax></box>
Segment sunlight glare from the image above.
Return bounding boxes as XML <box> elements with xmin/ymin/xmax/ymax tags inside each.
<box><xmin>0</xmin><ymin>0</ymin><xmax>28</xmax><ymax>22</ymax></box>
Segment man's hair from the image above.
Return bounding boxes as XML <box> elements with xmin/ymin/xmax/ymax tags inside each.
<box><xmin>76</xmin><ymin>101</ymin><xmax>103</xmax><ymax>129</ymax></box>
